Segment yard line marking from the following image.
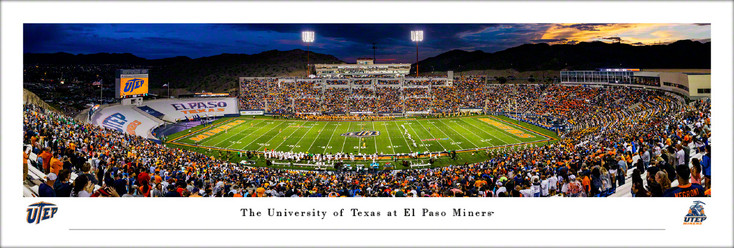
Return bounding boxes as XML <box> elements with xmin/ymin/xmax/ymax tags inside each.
<box><xmin>340</xmin><ymin>122</ymin><xmax>352</xmax><ymax>153</ymax></box>
<box><xmin>452</xmin><ymin>118</ymin><xmax>501</xmax><ymax>147</ymax></box>
<box><xmin>222</xmin><ymin>120</ymin><xmax>272</xmax><ymax>149</ymax></box>
<box><xmin>413</xmin><ymin>120</ymin><xmax>447</xmax><ymax>151</ymax></box>
<box><xmin>436</xmin><ymin>118</ymin><xmax>480</xmax><ymax>148</ymax></box>
<box><xmin>210</xmin><ymin>119</ymin><xmax>260</xmax><ymax>148</ymax></box>
<box><xmin>391</xmin><ymin>121</ymin><xmax>413</xmax><ymax>153</ymax></box>
<box><xmin>289</xmin><ymin>121</ymin><xmax>315</xmax><ymax>152</ymax></box>
<box><xmin>460</xmin><ymin>118</ymin><xmax>512</xmax><ymax>145</ymax></box>
<box><xmin>379</xmin><ymin>121</ymin><xmax>396</xmax><ymax>154</ymax></box>
<box><xmin>371</xmin><ymin>122</ymin><xmax>386</xmax><ymax>154</ymax></box>
<box><xmin>323</xmin><ymin>122</ymin><xmax>339</xmax><ymax>154</ymax></box>
<box><xmin>273</xmin><ymin>121</ymin><xmax>308</xmax><ymax>151</ymax></box>
<box><xmin>427</xmin><ymin>118</ymin><xmax>472</xmax><ymax>149</ymax></box>
<box><xmin>256</xmin><ymin>121</ymin><xmax>296</xmax><ymax>151</ymax></box>
<box><xmin>293</xmin><ymin>122</ymin><xmax>324</xmax><ymax>153</ymax></box>
<box><xmin>242</xmin><ymin>121</ymin><xmax>287</xmax><ymax>150</ymax></box>
<box><xmin>403</xmin><ymin>120</ymin><xmax>428</xmax><ymax>150</ymax></box>
<box><xmin>478</xmin><ymin>117</ymin><xmax>523</xmax><ymax>144</ymax></box>
<box><xmin>307</xmin><ymin>122</ymin><xmax>329</xmax><ymax>152</ymax></box>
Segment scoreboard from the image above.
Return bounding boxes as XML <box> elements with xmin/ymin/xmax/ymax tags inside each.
<box><xmin>115</xmin><ymin>69</ymin><xmax>149</xmax><ymax>98</ymax></box>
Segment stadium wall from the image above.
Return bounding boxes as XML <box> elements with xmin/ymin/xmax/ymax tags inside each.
<box><xmin>89</xmin><ymin>104</ymin><xmax>165</xmax><ymax>140</ymax></box>
<box><xmin>141</xmin><ymin>97</ymin><xmax>240</xmax><ymax>122</ymax></box>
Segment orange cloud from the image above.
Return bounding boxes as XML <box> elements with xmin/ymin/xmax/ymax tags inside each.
<box><xmin>538</xmin><ymin>23</ymin><xmax>708</xmax><ymax>45</ymax></box>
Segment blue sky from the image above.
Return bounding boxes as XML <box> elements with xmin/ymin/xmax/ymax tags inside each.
<box><xmin>24</xmin><ymin>23</ymin><xmax>711</xmax><ymax>63</ymax></box>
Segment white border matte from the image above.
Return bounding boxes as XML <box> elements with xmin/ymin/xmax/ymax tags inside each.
<box><xmin>2</xmin><ymin>1</ymin><xmax>732</xmax><ymax>247</ymax></box>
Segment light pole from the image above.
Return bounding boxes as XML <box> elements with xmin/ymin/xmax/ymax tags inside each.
<box><xmin>302</xmin><ymin>31</ymin><xmax>315</xmax><ymax>78</ymax></box>
<box><xmin>411</xmin><ymin>30</ymin><xmax>423</xmax><ymax>77</ymax></box>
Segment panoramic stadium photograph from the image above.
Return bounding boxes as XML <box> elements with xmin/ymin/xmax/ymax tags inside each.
<box><xmin>22</xmin><ymin>23</ymin><xmax>711</xmax><ymax>198</ymax></box>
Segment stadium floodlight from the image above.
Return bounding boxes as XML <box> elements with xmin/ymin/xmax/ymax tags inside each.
<box><xmin>411</xmin><ymin>30</ymin><xmax>423</xmax><ymax>77</ymax></box>
<box><xmin>302</xmin><ymin>31</ymin><xmax>315</xmax><ymax>77</ymax></box>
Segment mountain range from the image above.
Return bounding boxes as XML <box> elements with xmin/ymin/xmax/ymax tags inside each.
<box><xmin>24</xmin><ymin>40</ymin><xmax>711</xmax><ymax>92</ymax></box>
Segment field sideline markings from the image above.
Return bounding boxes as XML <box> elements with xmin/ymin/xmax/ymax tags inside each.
<box><xmin>273</xmin><ymin>121</ymin><xmax>309</xmax><ymax>151</ymax></box>
<box><xmin>340</xmin><ymin>122</ymin><xmax>352</xmax><ymax>153</ymax></box>
<box><xmin>210</xmin><ymin>119</ymin><xmax>262</xmax><ymax>148</ymax></box>
<box><xmin>322</xmin><ymin>121</ymin><xmax>339</xmax><ymax>154</ymax></box>
<box><xmin>223</xmin><ymin>120</ymin><xmax>274</xmax><ymax>150</ymax></box>
<box><xmin>255</xmin><ymin>121</ymin><xmax>295</xmax><ymax>151</ymax></box>
<box><xmin>412</xmin><ymin>120</ymin><xmax>447</xmax><ymax>152</ymax></box>
<box><xmin>456</xmin><ymin>118</ymin><xmax>506</xmax><ymax>146</ymax></box>
<box><xmin>391</xmin><ymin>121</ymin><xmax>413</xmax><ymax>153</ymax></box>
<box><xmin>429</xmin><ymin>118</ymin><xmax>476</xmax><ymax>149</ymax></box>
<box><xmin>379</xmin><ymin>121</ymin><xmax>396</xmax><ymax>154</ymax></box>
<box><xmin>307</xmin><ymin>122</ymin><xmax>330</xmax><ymax>153</ymax></box>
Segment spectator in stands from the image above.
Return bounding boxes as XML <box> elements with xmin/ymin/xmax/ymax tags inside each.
<box><xmin>71</xmin><ymin>174</ymin><xmax>93</xmax><ymax>197</ymax></box>
<box><xmin>39</xmin><ymin>147</ymin><xmax>52</xmax><ymax>174</ymax></box>
<box><xmin>38</xmin><ymin>173</ymin><xmax>57</xmax><ymax>197</ymax></box>
<box><xmin>663</xmin><ymin>165</ymin><xmax>705</xmax><ymax>197</ymax></box>
<box><xmin>54</xmin><ymin>169</ymin><xmax>72</xmax><ymax>197</ymax></box>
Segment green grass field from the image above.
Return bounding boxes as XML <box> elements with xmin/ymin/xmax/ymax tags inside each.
<box><xmin>166</xmin><ymin>115</ymin><xmax>558</xmax><ymax>158</ymax></box>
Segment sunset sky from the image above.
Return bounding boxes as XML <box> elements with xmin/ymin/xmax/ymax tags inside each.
<box><xmin>24</xmin><ymin>23</ymin><xmax>711</xmax><ymax>63</ymax></box>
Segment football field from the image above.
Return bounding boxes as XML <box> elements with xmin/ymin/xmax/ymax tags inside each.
<box><xmin>167</xmin><ymin>115</ymin><xmax>557</xmax><ymax>156</ymax></box>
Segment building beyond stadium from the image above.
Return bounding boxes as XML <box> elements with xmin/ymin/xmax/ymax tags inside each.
<box><xmin>314</xmin><ymin>58</ymin><xmax>410</xmax><ymax>77</ymax></box>
<box><xmin>560</xmin><ymin>68</ymin><xmax>710</xmax><ymax>99</ymax></box>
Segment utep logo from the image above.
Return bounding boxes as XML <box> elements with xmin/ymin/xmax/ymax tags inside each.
<box><xmin>341</xmin><ymin>131</ymin><xmax>380</xmax><ymax>138</ymax></box>
<box><xmin>123</xmin><ymin>78</ymin><xmax>145</xmax><ymax>93</ymax></box>
<box><xmin>101</xmin><ymin>113</ymin><xmax>128</xmax><ymax>133</ymax></box>
<box><xmin>26</xmin><ymin>202</ymin><xmax>58</xmax><ymax>224</ymax></box>
<box><xmin>683</xmin><ymin>201</ymin><xmax>707</xmax><ymax>225</ymax></box>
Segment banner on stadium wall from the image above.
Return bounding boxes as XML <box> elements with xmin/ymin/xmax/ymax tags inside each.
<box><xmin>405</xmin><ymin>111</ymin><xmax>430</xmax><ymax>114</ymax></box>
<box><xmin>240</xmin><ymin>110</ymin><xmax>265</xmax><ymax>115</ymax></box>
<box><xmin>350</xmin><ymin>111</ymin><xmax>374</xmax><ymax>115</ymax></box>
<box><xmin>89</xmin><ymin>105</ymin><xmax>164</xmax><ymax>140</ymax></box>
<box><xmin>142</xmin><ymin>97</ymin><xmax>240</xmax><ymax>122</ymax></box>
<box><xmin>459</xmin><ymin>108</ymin><xmax>483</xmax><ymax>113</ymax></box>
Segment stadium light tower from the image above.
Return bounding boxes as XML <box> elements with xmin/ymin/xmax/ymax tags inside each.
<box><xmin>411</xmin><ymin>30</ymin><xmax>423</xmax><ymax>77</ymax></box>
<box><xmin>302</xmin><ymin>31</ymin><xmax>315</xmax><ymax>77</ymax></box>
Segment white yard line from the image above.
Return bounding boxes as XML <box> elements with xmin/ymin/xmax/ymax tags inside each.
<box><xmin>243</xmin><ymin>121</ymin><xmax>287</xmax><ymax>150</ymax></box>
<box><xmin>379</xmin><ymin>121</ymin><xmax>396</xmax><ymax>154</ymax></box>
<box><xmin>392</xmin><ymin>121</ymin><xmax>413</xmax><ymax>153</ymax></box>
<box><xmin>451</xmin><ymin>118</ymin><xmax>499</xmax><ymax>147</ymax></box>
<box><xmin>306</xmin><ymin>122</ymin><xmax>330</xmax><ymax>153</ymax></box>
<box><xmin>289</xmin><ymin>122</ymin><xmax>315</xmax><ymax>152</ymax></box>
<box><xmin>438</xmin><ymin>118</ymin><xmax>481</xmax><ymax>147</ymax></box>
<box><xmin>427</xmin><ymin>118</ymin><xmax>473</xmax><ymax>149</ymax></box>
<box><xmin>371</xmin><ymin>122</ymin><xmax>380</xmax><ymax>154</ymax></box>
<box><xmin>485</xmin><ymin>116</ymin><xmax>526</xmax><ymax>144</ymax></box>
<box><xmin>292</xmin><ymin>122</ymin><xmax>324</xmax><ymax>152</ymax></box>
<box><xmin>273</xmin><ymin>121</ymin><xmax>308</xmax><ymax>151</ymax></box>
<box><xmin>340</xmin><ymin>122</ymin><xmax>352</xmax><ymax>153</ymax></box>
<box><xmin>211</xmin><ymin>119</ymin><xmax>259</xmax><ymax>148</ymax></box>
<box><xmin>256</xmin><ymin>121</ymin><xmax>296</xmax><ymax>151</ymax></box>
<box><xmin>459</xmin><ymin>118</ymin><xmax>512</xmax><ymax>145</ymax></box>
<box><xmin>412</xmin><ymin>120</ymin><xmax>447</xmax><ymax>151</ymax></box>
<box><xmin>323</xmin><ymin>122</ymin><xmax>339</xmax><ymax>154</ymax></box>
<box><xmin>223</xmin><ymin>120</ymin><xmax>272</xmax><ymax>149</ymax></box>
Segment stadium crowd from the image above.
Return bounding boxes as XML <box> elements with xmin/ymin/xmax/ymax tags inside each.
<box><xmin>24</xmin><ymin>79</ymin><xmax>711</xmax><ymax>197</ymax></box>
